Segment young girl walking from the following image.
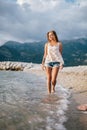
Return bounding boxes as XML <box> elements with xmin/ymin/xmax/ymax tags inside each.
<box><xmin>42</xmin><ymin>30</ymin><xmax>64</xmax><ymax>94</ymax></box>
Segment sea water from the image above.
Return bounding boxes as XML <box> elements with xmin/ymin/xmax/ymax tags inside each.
<box><xmin>0</xmin><ymin>69</ymin><xmax>70</xmax><ymax>130</ymax></box>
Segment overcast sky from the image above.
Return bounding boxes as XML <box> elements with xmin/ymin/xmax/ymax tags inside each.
<box><xmin>0</xmin><ymin>0</ymin><xmax>87</xmax><ymax>45</ymax></box>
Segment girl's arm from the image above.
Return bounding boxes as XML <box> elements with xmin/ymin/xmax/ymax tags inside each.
<box><xmin>59</xmin><ymin>42</ymin><xmax>63</xmax><ymax>55</ymax></box>
<box><xmin>42</xmin><ymin>43</ymin><xmax>47</xmax><ymax>65</ymax></box>
<box><xmin>59</xmin><ymin>42</ymin><xmax>64</xmax><ymax>69</ymax></box>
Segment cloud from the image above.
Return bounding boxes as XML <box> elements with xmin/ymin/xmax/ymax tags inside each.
<box><xmin>0</xmin><ymin>0</ymin><xmax>87</xmax><ymax>45</ymax></box>
<box><xmin>17</xmin><ymin>0</ymin><xmax>61</xmax><ymax>12</ymax></box>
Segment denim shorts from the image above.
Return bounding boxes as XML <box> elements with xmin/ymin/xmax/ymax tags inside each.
<box><xmin>45</xmin><ymin>62</ymin><xmax>60</xmax><ymax>68</ymax></box>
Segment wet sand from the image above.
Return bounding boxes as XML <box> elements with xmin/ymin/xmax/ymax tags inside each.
<box><xmin>56</xmin><ymin>66</ymin><xmax>87</xmax><ymax>130</ymax></box>
<box><xmin>29</xmin><ymin>65</ymin><xmax>87</xmax><ymax>130</ymax></box>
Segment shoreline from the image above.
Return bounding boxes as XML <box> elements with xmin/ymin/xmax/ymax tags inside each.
<box><xmin>0</xmin><ymin>61</ymin><xmax>86</xmax><ymax>105</ymax></box>
<box><xmin>0</xmin><ymin>62</ymin><xmax>87</xmax><ymax>129</ymax></box>
<box><xmin>0</xmin><ymin>61</ymin><xmax>87</xmax><ymax>104</ymax></box>
<box><xmin>29</xmin><ymin>64</ymin><xmax>87</xmax><ymax>129</ymax></box>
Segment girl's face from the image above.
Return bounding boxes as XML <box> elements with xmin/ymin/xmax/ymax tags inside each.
<box><xmin>48</xmin><ymin>32</ymin><xmax>56</xmax><ymax>41</ymax></box>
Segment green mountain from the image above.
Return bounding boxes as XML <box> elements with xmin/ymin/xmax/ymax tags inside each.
<box><xmin>0</xmin><ymin>41</ymin><xmax>44</xmax><ymax>63</ymax></box>
<box><xmin>0</xmin><ymin>38</ymin><xmax>87</xmax><ymax>66</ymax></box>
<box><xmin>63</xmin><ymin>38</ymin><xmax>87</xmax><ymax>66</ymax></box>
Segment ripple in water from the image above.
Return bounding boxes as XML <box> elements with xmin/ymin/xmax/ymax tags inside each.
<box><xmin>0</xmin><ymin>71</ymin><xmax>70</xmax><ymax>130</ymax></box>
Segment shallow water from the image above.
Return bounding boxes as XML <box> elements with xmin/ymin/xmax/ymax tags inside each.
<box><xmin>0</xmin><ymin>71</ymin><xmax>70</xmax><ymax>130</ymax></box>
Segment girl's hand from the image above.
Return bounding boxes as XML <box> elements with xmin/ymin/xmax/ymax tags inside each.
<box><xmin>59</xmin><ymin>64</ymin><xmax>63</xmax><ymax>70</ymax></box>
<box><xmin>41</xmin><ymin>64</ymin><xmax>45</xmax><ymax>70</ymax></box>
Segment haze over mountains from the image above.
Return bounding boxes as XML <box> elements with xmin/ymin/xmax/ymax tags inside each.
<box><xmin>0</xmin><ymin>38</ymin><xmax>87</xmax><ymax>67</ymax></box>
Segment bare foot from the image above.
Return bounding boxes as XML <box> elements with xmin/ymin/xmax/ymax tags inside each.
<box><xmin>47</xmin><ymin>89</ymin><xmax>51</xmax><ymax>94</ymax></box>
<box><xmin>48</xmin><ymin>91</ymin><xmax>51</xmax><ymax>94</ymax></box>
<box><xmin>77</xmin><ymin>104</ymin><xmax>87</xmax><ymax>111</ymax></box>
<box><xmin>51</xmin><ymin>88</ymin><xmax>55</xmax><ymax>93</ymax></box>
<box><xmin>51</xmin><ymin>85</ymin><xmax>55</xmax><ymax>93</ymax></box>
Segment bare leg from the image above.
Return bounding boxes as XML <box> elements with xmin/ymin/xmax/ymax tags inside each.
<box><xmin>45</xmin><ymin>67</ymin><xmax>52</xmax><ymax>94</ymax></box>
<box><xmin>51</xmin><ymin>67</ymin><xmax>59</xmax><ymax>93</ymax></box>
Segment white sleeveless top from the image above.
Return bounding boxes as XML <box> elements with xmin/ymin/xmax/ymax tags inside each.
<box><xmin>45</xmin><ymin>43</ymin><xmax>64</xmax><ymax>65</ymax></box>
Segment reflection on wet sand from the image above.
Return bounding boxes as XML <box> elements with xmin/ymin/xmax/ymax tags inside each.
<box><xmin>42</xmin><ymin>94</ymin><xmax>60</xmax><ymax>104</ymax></box>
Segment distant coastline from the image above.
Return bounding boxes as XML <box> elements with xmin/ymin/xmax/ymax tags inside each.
<box><xmin>0</xmin><ymin>61</ymin><xmax>87</xmax><ymax>72</ymax></box>
<box><xmin>0</xmin><ymin>61</ymin><xmax>34</xmax><ymax>71</ymax></box>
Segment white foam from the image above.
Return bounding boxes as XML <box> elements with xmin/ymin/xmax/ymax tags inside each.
<box><xmin>44</xmin><ymin>84</ymin><xmax>70</xmax><ymax>130</ymax></box>
<box><xmin>54</xmin><ymin>123</ymin><xmax>67</xmax><ymax>130</ymax></box>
